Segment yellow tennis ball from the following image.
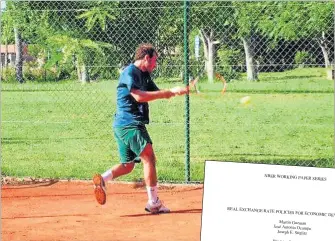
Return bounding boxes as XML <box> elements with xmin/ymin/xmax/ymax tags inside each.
<box><xmin>240</xmin><ymin>96</ymin><xmax>251</xmax><ymax>104</ymax></box>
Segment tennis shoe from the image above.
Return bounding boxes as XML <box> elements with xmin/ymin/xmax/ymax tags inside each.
<box><xmin>93</xmin><ymin>174</ymin><xmax>106</xmax><ymax>205</ymax></box>
<box><xmin>145</xmin><ymin>198</ymin><xmax>170</xmax><ymax>214</ymax></box>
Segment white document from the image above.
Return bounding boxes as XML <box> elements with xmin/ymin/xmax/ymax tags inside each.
<box><xmin>201</xmin><ymin>161</ymin><xmax>335</xmax><ymax>241</ymax></box>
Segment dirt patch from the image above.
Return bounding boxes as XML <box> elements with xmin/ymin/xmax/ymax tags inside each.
<box><xmin>1</xmin><ymin>175</ymin><xmax>59</xmax><ymax>186</ymax></box>
<box><xmin>2</xmin><ymin>180</ymin><xmax>204</xmax><ymax>241</ymax></box>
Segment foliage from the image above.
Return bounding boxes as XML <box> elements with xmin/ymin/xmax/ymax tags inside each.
<box><xmin>76</xmin><ymin>2</ymin><xmax>118</xmax><ymax>32</ymax></box>
<box><xmin>1</xmin><ymin>67</ymin><xmax>16</xmax><ymax>83</ymax></box>
<box><xmin>1</xmin><ymin>8</ymin><xmax>14</xmax><ymax>43</ymax></box>
<box><xmin>0</xmin><ymin>1</ymin><xmax>333</xmax><ymax>82</ymax></box>
<box><xmin>23</xmin><ymin>66</ymin><xmax>58</xmax><ymax>82</ymax></box>
<box><xmin>44</xmin><ymin>34</ymin><xmax>113</xmax><ymax>80</ymax></box>
<box><xmin>232</xmin><ymin>1</ymin><xmax>270</xmax><ymax>38</ymax></box>
<box><xmin>191</xmin><ymin>1</ymin><xmax>232</xmax><ymax>38</ymax></box>
<box><xmin>156</xmin><ymin>54</ymin><xmax>184</xmax><ymax>79</ymax></box>
<box><xmin>258</xmin><ymin>2</ymin><xmax>333</xmax><ymax>40</ymax></box>
<box><xmin>216</xmin><ymin>47</ymin><xmax>243</xmax><ymax>82</ymax></box>
<box><xmin>294</xmin><ymin>51</ymin><xmax>315</xmax><ymax>68</ymax></box>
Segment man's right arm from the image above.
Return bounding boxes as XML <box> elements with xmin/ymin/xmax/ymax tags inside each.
<box><xmin>130</xmin><ymin>89</ymin><xmax>175</xmax><ymax>103</ymax></box>
<box><xmin>130</xmin><ymin>84</ymin><xmax>191</xmax><ymax>103</ymax></box>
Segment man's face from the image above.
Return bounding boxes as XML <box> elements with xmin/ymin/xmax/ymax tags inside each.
<box><xmin>145</xmin><ymin>54</ymin><xmax>157</xmax><ymax>73</ymax></box>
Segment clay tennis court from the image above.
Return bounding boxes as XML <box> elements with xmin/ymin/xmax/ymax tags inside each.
<box><xmin>2</xmin><ymin>180</ymin><xmax>203</xmax><ymax>241</ymax></box>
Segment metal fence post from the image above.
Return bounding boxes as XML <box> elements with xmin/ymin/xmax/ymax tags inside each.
<box><xmin>184</xmin><ymin>0</ymin><xmax>190</xmax><ymax>183</ymax></box>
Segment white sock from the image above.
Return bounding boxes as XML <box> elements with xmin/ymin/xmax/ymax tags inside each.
<box><xmin>146</xmin><ymin>186</ymin><xmax>158</xmax><ymax>203</ymax></box>
<box><xmin>102</xmin><ymin>169</ymin><xmax>113</xmax><ymax>182</ymax></box>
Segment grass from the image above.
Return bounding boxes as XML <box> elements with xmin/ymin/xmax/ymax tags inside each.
<box><xmin>1</xmin><ymin>67</ymin><xmax>334</xmax><ymax>183</ymax></box>
<box><xmin>196</xmin><ymin>67</ymin><xmax>334</xmax><ymax>94</ymax></box>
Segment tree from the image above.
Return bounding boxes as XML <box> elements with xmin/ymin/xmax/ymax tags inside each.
<box><xmin>45</xmin><ymin>34</ymin><xmax>112</xmax><ymax>83</ymax></box>
<box><xmin>76</xmin><ymin>1</ymin><xmax>118</xmax><ymax>33</ymax></box>
<box><xmin>191</xmin><ymin>2</ymin><xmax>233</xmax><ymax>83</ymax></box>
<box><xmin>66</xmin><ymin>1</ymin><xmax>163</xmax><ymax>77</ymax></box>
<box><xmin>306</xmin><ymin>2</ymin><xmax>333</xmax><ymax>68</ymax></box>
<box><xmin>258</xmin><ymin>1</ymin><xmax>334</xmax><ymax>68</ymax></box>
<box><xmin>3</xmin><ymin>1</ymin><xmax>26</xmax><ymax>83</ymax></box>
<box><xmin>109</xmin><ymin>1</ymin><xmax>163</xmax><ymax>65</ymax></box>
<box><xmin>14</xmin><ymin>27</ymin><xmax>23</xmax><ymax>83</ymax></box>
<box><xmin>17</xmin><ymin>1</ymin><xmax>116</xmax><ymax>82</ymax></box>
<box><xmin>2</xmin><ymin>0</ymin><xmax>52</xmax><ymax>82</ymax></box>
<box><xmin>154</xmin><ymin>1</ymin><xmax>184</xmax><ymax>78</ymax></box>
<box><xmin>1</xmin><ymin>11</ymin><xmax>14</xmax><ymax>68</ymax></box>
<box><xmin>232</xmin><ymin>2</ymin><xmax>270</xmax><ymax>81</ymax></box>
<box><xmin>74</xmin><ymin>1</ymin><xmax>119</xmax><ymax>81</ymax></box>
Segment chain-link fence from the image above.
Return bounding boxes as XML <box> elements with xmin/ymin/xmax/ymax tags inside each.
<box><xmin>1</xmin><ymin>1</ymin><xmax>334</xmax><ymax>183</ymax></box>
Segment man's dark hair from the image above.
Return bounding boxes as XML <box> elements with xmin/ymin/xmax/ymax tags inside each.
<box><xmin>134</xmin><ymin>43</ymin><xmax>157</xmax><ymax>61</ymax></box>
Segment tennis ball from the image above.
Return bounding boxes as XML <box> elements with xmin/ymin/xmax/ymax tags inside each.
<box><xmin>240</xmin><ymin>96</ymin><xmax>251</xmax><ymax>104</ymax></box>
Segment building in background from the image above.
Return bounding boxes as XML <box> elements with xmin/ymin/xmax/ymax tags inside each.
<box><xmin>0</xmin><ymin>44</ymin><xmax>34</xmax><ymax>67</ymax></box>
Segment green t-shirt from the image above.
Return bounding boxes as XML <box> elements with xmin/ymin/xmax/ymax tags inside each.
<box><xmin>113</xmin><ymin>64</ymin><xmax>159</xmax><ymax>127</ymax></box>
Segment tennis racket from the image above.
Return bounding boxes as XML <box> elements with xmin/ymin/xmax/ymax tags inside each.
<box><xmin>215</xmin><ymin>72</ymin><xmax>228</xmax><ymax>95</ymax></box>
<box><xmin>170</xmin><ymin>68</ymin><xmax>204</xmax><ymax>95</ymax></box>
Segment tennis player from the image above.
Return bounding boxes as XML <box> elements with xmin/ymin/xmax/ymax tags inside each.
<box><xmin>93</xmin><ymin>43</ymin><xmax>189</xmax><ymax>214</ymax></box>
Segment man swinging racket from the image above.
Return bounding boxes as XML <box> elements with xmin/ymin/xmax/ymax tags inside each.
<box><xmin>93</xmin><ymin>43</ymin><xmax>195</xmax><ymax>214</ymax></box>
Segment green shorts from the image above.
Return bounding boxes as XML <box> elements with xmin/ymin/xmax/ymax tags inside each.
<box><xmin>113</xmin><ymin>125</ymin><xmax>152</xmax><ymax>164</ymax></box>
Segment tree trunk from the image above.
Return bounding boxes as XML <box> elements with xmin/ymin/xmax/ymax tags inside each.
<box><xmin>320</xmin><ymin>44</ymin><xmax>330</xmax><ymax>68</ymax></box>
<box><xmin>207</xmin><ymin>40</ymin><xmax>214</xmax><ymax>83</ymax></box>
<box><xmin>242</xmin><ymin>36</ymin><xmax>258</xmax><ymax>81</ymax></box>
<box><xmin>76</xmin><ymin>67</ymin><xmax>81</xmax><ymax>82</ymax></box>
<box><xmin>76</xmin><ymin>59</ymin><xmax>81</xmax><ymax>82</ymax></box>
<box><xmin>14</xmin><ymin>27</ymin><xmax>24</xmax><ymax>83</ymax></box>
<box><xmin>318</xmin><ymin>32</ymin><xmax>330</xmax><ymax>68</ymax></box>
<box><xmin>80</xmin><ymin>63</ymin><xmax>89</xmax><ymax>83</ymax></box>
<box><xmin>199</xmin><ymin>29</ymin><xmax>219</xmax><ymax>84</ymax></box>
<box><xmin>5</xmin><ymin>41</ymin><xmax>8</xmax><ymax>67</ymax></box>
<box><xmin>76</xmin><ymin>59</ymin><xmax>89</xmax><ymax>83</ymax></box>
<box><xmin>199</xmin><ymin>30</ymin><xmax>208</xmax><ymax>73</ymax></box>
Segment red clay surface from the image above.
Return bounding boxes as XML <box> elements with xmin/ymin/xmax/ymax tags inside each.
<box><xmin>2</xmin><ymin>181</ymin><xmax>203</xmax><ymax>241</ymax></box>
